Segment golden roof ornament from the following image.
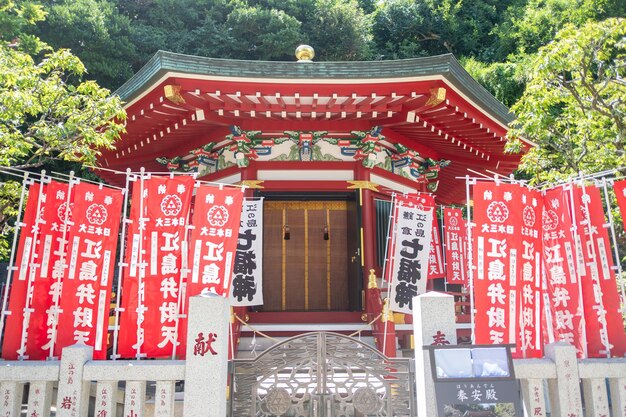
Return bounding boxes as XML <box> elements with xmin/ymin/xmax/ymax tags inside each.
<box><xmin>295</xmin><ymin>45</ymin><xmax>314</xmax><ymax>63</ymax></box>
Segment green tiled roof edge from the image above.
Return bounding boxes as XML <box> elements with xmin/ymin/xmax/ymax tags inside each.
<box><xmin>115</xmin><ymin>50</ymin><xmax>514</xmax><ymax>125</ymax></box>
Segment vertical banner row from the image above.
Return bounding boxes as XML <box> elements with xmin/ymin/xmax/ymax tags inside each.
<box><xmin>2</xmin><ymin>179</ymin><xmax>124</xmax><ymax>360</ymax></box>
<box><xmin>117</xmin><ymin>178</ymin><xmax>244</xmax><ymax>358</ymax></box>
<box><xmin>1</xmin><ymin>174</ymin><xmax>251</xmax><ymax>360</ymax></box>
<box><xmin>472</xmin><ymin>180</ymin><xmax>626</xmax><ymax>358</ymax></box>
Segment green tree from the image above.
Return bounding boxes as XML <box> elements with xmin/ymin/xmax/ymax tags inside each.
<box><xmin>35</xmin><ymin>0</ymin><xmax>137</xmax><ymax>90</ymax></box>
<box><xmin>0</xmin><ymin>0</ymin><xmax>126</xmax><ymax>259</ymax></box>
<box><xmin>371</xmin><ymin>0</ymin><xmax>509</xmax><ymax>60</ymax></box>
<box><xmin>224</xmin><ymin>5</ymin><xmax>302</xmax><ymax>60</ymax></box>
<box><xmin>256</xmin><ymin>0</ymin><xmax>372</xmax><ymax>60</ymax></box>
<box><xmin>121</xmin><ymin>0</ymin><xmax>235</xmax><ymax>70</ymax></box>
<box><xmin>0</xmin><ymin>47</ymin><xmax>126</xmax><ymax>169</ymax></box>
<box><xmin>492</xmin><ymin>0</ymin><xmax>626</xmax><ymax>61</ymax></box>
<box><xmin>506</xmin><ymin>18</ymin><xmax>626</xmax><ymax>183</ymax></box>
<box><xmin>462</xmin><ymin>57</ymin><xmax>528</xmax><ymax>107</ymax></box>
<box><xmin>117</xmin><ymin>0</ymin><xmax>371</xmax><ymax>69</ymax></box>
<box><xmin>0</xmin><ymin>0</ymin><xmax>47</xmax><ymax>54</ymax></box>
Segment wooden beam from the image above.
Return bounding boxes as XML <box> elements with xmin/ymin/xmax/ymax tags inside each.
<box><xmin>275</xmin><ymin>92</ymin><xmax>286</xmax><ymax>109</ymax></box>
<box><xmin>255</xmin><ymin>92</ymin><xmax>271</xmax><ymax>107</ymax></box>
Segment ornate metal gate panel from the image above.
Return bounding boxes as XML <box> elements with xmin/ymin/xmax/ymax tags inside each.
<box><xmin>230</xmin><ymin>332</ymin><xmax>414</xmax><ymax>417</ymax></box>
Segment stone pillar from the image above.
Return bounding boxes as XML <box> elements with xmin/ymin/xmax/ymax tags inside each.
<box><xmin>57</xmin><ymin>344</ymin><xmax>93</xmax><ymax>417</ymax></box>
<box><xmin>413</xmin><ymin>292</ymin><xmax>457</xmax><ymax>417</ymax></box>
<box><xmin>123</xmin><ymin>381</ymin><xmax>146</xmax><ymax>417</ymax></box>
<box><xmin>27</xmin><ymin>381</ymin><xmax>53</xmax><ymax>417</ymax></box>
<box><xmin>94</xmin><ymin>381</ymin><xmax>118</xmax><ymax>417</ymax></box>
<box><xmin>520</xmin><ymin>379</ymin><xmax>547</xmax><ymax>417</ymax></box>
<box><xmin>608</xmin><ymin>378</ymin><xmax>626</xmax><ymax>417</ymax></box>
<box><xmin>545</xmin><ymin>342</ymin><xmax>583</xmax><ymax>417</ymax></box>
<box><xmin>154</xmin><ymin>380</ymin><xmax>176</xmax><ymax>417</ymax></box>
<box><xmin>0</xmin><ymin>382</ymin><xmax>24</xmax><ymax>417</ymax></box>
<box><xmin>183</xmin><ymin>294</ymin><xmax>230</xmax><ymax>417</ymax></box>
<box><xmin>582</xmin><ymin>378</ymin><xmax>610</xmax><ymax>417</ymax></box>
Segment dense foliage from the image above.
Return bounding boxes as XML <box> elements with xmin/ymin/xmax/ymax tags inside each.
<box><xmin>20</xmin><ymin>0</ymin><xmax>624</xmax><ymax>91</ymax></box>
<box><xmin>507</xmin><ymin>18</ymin><xmax>626</xmax><ymax>182</ymax></box>
<box><xmin>0</xmin><ymin>1</ymin><xmax>126</xmax><ymax>259</ymax></box>
<box><xmin>1</xmin><ymin>0</ymin><xmax>624</xmax><ymax>178</ymax></box>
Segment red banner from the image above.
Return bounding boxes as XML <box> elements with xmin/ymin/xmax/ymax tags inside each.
<box><xmin>186</xmin><ymin>185</ymin><xmax>243</xmax><ymax>297</ymax></box>
<box><xmin>473</xmin><ymin>182</ymin><xmax>521</xmax><ymax>350</ymax></box>
<box><xmin>178</xmin><ymin>185</ymin><xmax>243</xmax><ymax>356</ymax></box>
<box><xmin>542</xmin><ymin>187</ymin><xmax>586</xmax><ymax>357</ymax></box>
<box><xmin>118</xmin><ymin>176</ymin><xmax>194</xmax><ymax>359</ymax></box>
<box><xmin>427</xmin><ymin>214</ymin><xmax>445</xmax><ymax>280</ymax></box>
<box><xmin>443</xmin><ymin>207</ymin><xmax>468</xmax><ymax>285</ymax></box>
<box><xmin>612</xmin><ymin>179</ymin><xmax>626</xmax><ymax>231</ymax></box>
<box><xmin>2</xmin><ymin>182</ymin><xmax>46</xmax><ymax>359</ymax></box>
<box><xmin>516</xmin><ymin>187</ymin><xmax>543</xmax><ymax>358</ymax></box>
<box><xmin>25</xmin><ymin>180</ymin><xmax>73</xmax><ymax>359</ymax></box>
<box><xmin>570</xmin><ymin>184</ymin><xmax>626</xmax><ymax>357</ymax></box>
<box><xmin>55</xmin><ymin>182</ymin><xmax>123</xmax><ymax>359</ymax></box>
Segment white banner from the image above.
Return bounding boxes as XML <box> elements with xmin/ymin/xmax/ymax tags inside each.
<box><xmin>389</xmin><ymin>204</ymin><xmax>433</xmax><ymax>314</ymax></box>
<box><xmin>230</xmin><ymin>198</ymin><xmax>264</xmax><ymax>306</ymax></box>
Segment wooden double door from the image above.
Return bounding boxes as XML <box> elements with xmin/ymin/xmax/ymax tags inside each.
<box><xmin>262</xmin><ymin>199</ymin><xmax>361</xmax><ymax>312</ymax></box>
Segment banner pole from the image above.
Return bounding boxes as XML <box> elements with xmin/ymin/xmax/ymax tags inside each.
<box><xmin>600</xmin><ymin>177</ymin><xmax>626</xmax><ymax>309</ymax></box>
<box><xmin>381</xmin><ymin>193</ymin><xmax>397</xmax><ymax>355</ymax></box>
<box><xmin>0</xmin><ymin>172</ymin><xmax>31</xmax><ymax>350</ymax></box>
<box><xmin>135</xmin><ymin>167</ymin><xmax>147</xmax><ymax>360</ymax></box>
<box><xmin>18</xmin><ymin>172</ymin><xmax>49</xmax><ymax>359</ymax></box>
<box><xmin>111</xmin><ymin>169</ymin><xmax>133</xmax><ymax>360</ymax></box>
<box><xmin>465</xmin><ymin>175</ymin><xmax>476</xmax><ymax>344</ymax></box>
<box><xmin>440</xmin><ymin>205</ymin><xmax>448</xmax><ymax>292</ymax></box>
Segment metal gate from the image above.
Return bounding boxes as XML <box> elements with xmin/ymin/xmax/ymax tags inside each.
<box><xmin>230</xmin><ymin>332</ymin><xmax>415</xmax><ymax>417</ymax></box>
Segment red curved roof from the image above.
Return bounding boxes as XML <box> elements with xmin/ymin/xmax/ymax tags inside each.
<box><xmin>97</xmin><ymin>52</ymin><xmax>528</xmax><ymax>203</ymax></box>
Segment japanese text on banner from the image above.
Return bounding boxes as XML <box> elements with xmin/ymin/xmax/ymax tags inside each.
<box><xmin>516</xmin><ymin>187</ymin><xmax>543</xmax><ymax>358</ymax></box>
<box><xmin>2</xmin><ymin>183</ymin><xmax>46</xmax><ymax>360</ymax></box>
<box><xmin>26</xmin><ymin>180</ymin><xmax>73</xmax><ymax>359</ymax></box>
<box><xmin>118</xmin><ymin>176</ymin><xmax>194</xmax><ymax>359</ymax></box>
<box><xmin>443</xmin><ymin>207</ymin><xmax>468</xmax><ymax>285</ymax></box>
<box><xmin>230</xmin><ymin>198</ymin><xmax>263</xmax><ymax>306</ymax></box>
<box><xmin>571</xmin><ymin>185</ymin><xmax>626</xmax><ymax>357</ymax></box>
<box><xmin>542</xmin><ymin>187</ymin><xmax>586</xmax><ymax>357</ymax></box>
<box><xmin>389</xmin><ymin>194</ymin><xmax>434</xmax><ymax>314</ymax></box>
<box><xmin>473</xmin><ymin>182</ymin><xmax>520</xmax><ymax>349</ymax></box>
<box><xmin>56</xmin><ymin>182</ymin><xmax>123</xmax><ymax>359</ymax></box>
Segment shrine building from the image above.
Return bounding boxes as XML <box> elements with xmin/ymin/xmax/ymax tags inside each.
<box><xmin>97</xmin><ymin>46</ymin><xmax>527</xmax><ymax>358</ymax></box>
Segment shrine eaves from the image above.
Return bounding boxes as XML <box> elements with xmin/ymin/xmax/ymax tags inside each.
<box><xmin>97</xmin><ymin>51</ymin><xmax>529</xmax><ymax>203</ymax></box>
